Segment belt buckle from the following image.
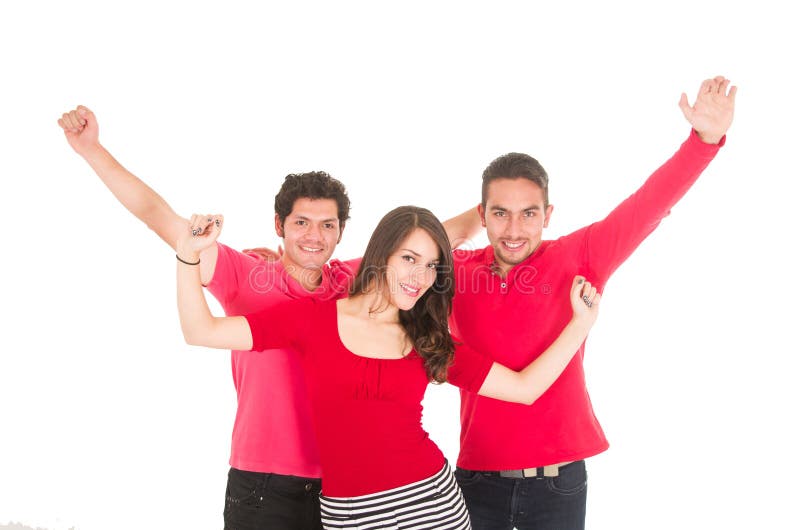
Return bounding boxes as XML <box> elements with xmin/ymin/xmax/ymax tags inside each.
<box><xmin>498</xmin><ymin>467</ymin><xmax>538</xmax><ymax>479</ymax></box>
<box><xmin>498</xmin><ymin>462</ymin><xmax>570</xmax><ymax>479</ymax></box>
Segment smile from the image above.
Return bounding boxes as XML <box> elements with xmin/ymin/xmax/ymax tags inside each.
<box><xmin>399</xmin><ymin>282</ymin><xmax>421</xmax><ymax>297</ymax></box>
<box><xmin>300</xmin><ymin>246</ymin><xmax>323</xmax><ymax>253</ymax></box>
<box><xmin>502</xmin><ymin>241</ymin><xmax>526</xmax><ymax>250</ymax></box>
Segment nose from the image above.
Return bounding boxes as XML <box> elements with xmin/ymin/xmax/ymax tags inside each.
<box><xmin>505</xmin><ymin>215</ymin><xmax>522</xmax><ymax>238</ymax></box>
<box><xmin>307</xmin><ymin>222</ymin><xmax>324</xmax><ymax>241</ymax></box>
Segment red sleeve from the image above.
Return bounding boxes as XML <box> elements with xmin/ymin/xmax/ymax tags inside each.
<box><xmin>447</xmin><ymin>338</ymin><xmax>494</xmax><ymax>393</ymax></box>
<box><xmin>206</xmin><ymin>242</ymin><xmax>260</xmax><ymax>306</ymax></box>
<box><xmin>245</xmin><ymin>298</ymin><xmax>316</xmax><ymax>353</ymax></box>
<box><xmin>582</xmin><ymin>131</ymin><xmax>723</xmax><ymax>284</ymax></box>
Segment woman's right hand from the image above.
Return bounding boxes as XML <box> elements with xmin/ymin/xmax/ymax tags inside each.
<box><xmin>176</xmin><ymin>213</ymin><xmax>224</xmax><ymax>261</ymax></box>
<box><xmin>569</xmin><ymin>275</ymin><xmax>600</xmax><ymax>329</ymax></box>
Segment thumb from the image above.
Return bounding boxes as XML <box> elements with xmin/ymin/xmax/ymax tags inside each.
<box><xmin>77</xmin><ymin>105</ymin><xmax>98</xmax><ymax>127</ymax></box>
<box><xmin>571</xmin><ymin>275</ymin><xmax>586</xmax><ymax>297</ymax></box>
<box><xmin>678</xmin><ymin>93</ymin><xmax>692</xmax><ymax>122</ymax></box>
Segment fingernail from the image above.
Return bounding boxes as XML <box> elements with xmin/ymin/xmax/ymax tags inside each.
<box><xmin>577</xmin><ymin>278</ymin><xmax>584</xmax><ymax>284</ymax></box>
<box><xmin>215</xmin><ymin>219</ymin><xmax>220</xmax><ymax>227</ymax></box>
<box><xmin>192</xmin><ymin>229</ymin><xmax>198</xmax><ymax>236</ymax></box>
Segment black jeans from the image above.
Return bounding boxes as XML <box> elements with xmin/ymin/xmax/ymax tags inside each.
<box><xmin>224</xmin><ymin>467</ymin><xmax>323</xmax><ymax>530</ymax></box>
<box><xmin>455</xmin><ymin>461</ymin><xmax>587</xmax><ymax>530</ymax></box>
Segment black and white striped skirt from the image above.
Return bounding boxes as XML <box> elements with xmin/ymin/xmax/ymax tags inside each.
<box><xmin>319</xmin><ymin>462</ymin><xmax>471</xmax><ymax>529</ymax></box>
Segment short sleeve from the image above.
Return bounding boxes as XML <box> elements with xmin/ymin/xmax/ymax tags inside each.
<box><xmin>447</xmin><ymin>338</ymin><xmax>494</xmax><ymax>393</ymax></box>
<box><xmin>206</xmin><ymin>242</ymin><xmax>261</xmax><ymax>306</ymax></box>
<box><xmin>245</xmin><ymin>298</ymin><xmax>316</xmax><ymax>353</ymax></box>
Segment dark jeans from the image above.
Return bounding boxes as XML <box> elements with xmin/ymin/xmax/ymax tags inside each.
<box><xmin>455</xmin><ymin>460</ymin><xmax>587</xmax><ymax>530</ymax></box>
<box><xmin>224</xmin><ymin>467</ymin><xmax>323</xmax><ymax>530</ymax></box>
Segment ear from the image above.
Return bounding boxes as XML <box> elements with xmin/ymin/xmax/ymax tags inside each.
<box><xmin>337</xmin><ymin>221</ymin><xmax>346</xmax><ymax>244</ymax></box>
<box><xmin>543</xmin><ymin>204</ymin><xmax>554</xmax><ymax>228</ymax></box>
<box><xmin>477</xmin><ymin>204</ymin><xmax>487</xmax><ymax>227</ymax></box>
<box><xmin>274</xmin><ymin>213</ymin><xmax>284</xmax><ymax>238</ymax></box>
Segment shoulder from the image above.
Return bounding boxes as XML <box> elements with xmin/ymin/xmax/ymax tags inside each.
<box><xmin>453</xmin><ymin>245</ymin><xmax>491</xmax><ymax>267</ymax></box>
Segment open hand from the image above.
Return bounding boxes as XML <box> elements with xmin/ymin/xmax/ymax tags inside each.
<box><xmin>679</xmin><ymin>76</ymin><xmax>737</xmax><ymax>144</ymax></box>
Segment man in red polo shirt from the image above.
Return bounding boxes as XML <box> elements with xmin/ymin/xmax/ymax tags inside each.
<box><xmin>451</xmin><ymin>76</ymin><xmax>737</xmax><ymax>529</ymax></box>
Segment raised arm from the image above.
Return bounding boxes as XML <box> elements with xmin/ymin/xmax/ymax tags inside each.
<box><xmin>176</xmin><ymin>213</ymin><xmax>252</xmax><ymax>350</ymax></box>
<box><xmin>582</xmin><ymin>76</ymin><xmax>737</xmax><ymax>283</ymax></box>
<box><xmin>442</xmin><ymin>205</ymin><xmax>482</xmax><ymax>249</ymax></box>
<box><xmin>477</xmin><ymin>276</ymin><xmax>599</xmax><ymax>404</ymax></box>
<box><xmin>58</xmin><ymin>105</ymin><xmax>219</xmax><ymax>282</ymax></box>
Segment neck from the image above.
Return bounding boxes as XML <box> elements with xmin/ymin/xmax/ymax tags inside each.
<box><xmin>281</xmin><ymin>255</ymin><xmax>323</xmax><ymax>292</ymax></box>
<box><xmin>348</xmin><ymin>289</ymin><xmax>400</xmax><ymax>323</ymax></box>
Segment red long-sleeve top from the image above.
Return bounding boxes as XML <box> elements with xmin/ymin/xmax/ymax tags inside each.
<box><xmin>451</xmin><ymin>131</ymin><xmax>724</xmax><ymax>470</ymax></box>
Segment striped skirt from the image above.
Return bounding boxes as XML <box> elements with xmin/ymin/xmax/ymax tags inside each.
<box><xmin>319</xmin><ymin>462</ymin><xmax>471</xmax><ymax>529</ymax></box>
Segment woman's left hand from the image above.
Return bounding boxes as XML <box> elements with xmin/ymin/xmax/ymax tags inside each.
<box><xmin>176</xmin><ymin>213</ymin><xmax>224</xmax><ymax>260</ymax></box>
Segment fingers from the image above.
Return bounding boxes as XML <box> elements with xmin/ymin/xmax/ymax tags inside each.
<box><xmin>570</xmin><ymin>275</ymin><xmax>600</xmax><ymax>310</ymax></box>
<box><xmin>571</xmin><ymin>275</ymin><xmax>586</xmax><ymax>299</ymax></box>
<box><xmin>728</xmin><ymin>85</ymin><xmax>738</xmax><ymax>103</ymax></box>
<box><xmin>580</xmin><ymin>282</ymin><xmax>598</xmax><ymax>308</ymax></box>
<box><xmin>717</xmin><ymin>77</ymin><xmax>729</xmax><ymax>95</ymax></box>
<box><xmin>189</xmin><ymin>214</ymin><xmax>224</xmax><ymax>237</ymax></box>
<box><xmin>58</xmin><ymin>107</ymin><xmax>88</xmax><ymax>133</ymax></box>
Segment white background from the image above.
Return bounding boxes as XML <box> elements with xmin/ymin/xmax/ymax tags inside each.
<box><xmin>1</xmin><ymin>1</ymin><xmax>798</xmax><ymax>529</ymax></box>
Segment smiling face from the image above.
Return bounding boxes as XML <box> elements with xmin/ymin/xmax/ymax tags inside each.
<box><xmin>384</xmin><ymin>228</ymin><xmax>441</xmax><ymax>311</ymax></box>
<box><xmin>276</xmin><ymin>197</ymin><xmax>342</xmax><ymax>274</ymax></box>
<box><xmin>479</xmin><ymin>177</ymin><xmax>554</xmax><ymax>275</ymax></box>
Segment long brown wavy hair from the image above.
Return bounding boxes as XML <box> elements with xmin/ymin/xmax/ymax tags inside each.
<box><xmin>349</xmin><ymin>206</ymin><xmax>456</xmax><ymax>383</ymax></box>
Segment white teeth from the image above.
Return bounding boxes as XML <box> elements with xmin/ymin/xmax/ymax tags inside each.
<box><xmin>504</xmin><ymin>241</ymin><xmax>524</xmax><ymax>249</ymax></box>
<box><xmin>300</xmin><ymin>246</ymin><xmax>322</xmax><ymax>252</ymax></box>
<box><xmin>400</xmin><ymin>283</ymin><xmax>419</xmax><ymax>295</ymax></box>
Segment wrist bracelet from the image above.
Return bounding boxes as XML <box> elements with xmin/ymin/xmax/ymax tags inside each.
<box><xmin>176</xmin><ymin>254</ymin><xmax>200</xmax><ymax>266</ymax></box>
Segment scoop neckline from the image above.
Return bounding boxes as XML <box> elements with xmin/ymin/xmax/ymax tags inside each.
<box><xmin>332</xmin><ymin>298</ymin><xmax>415</xmax><ymax>361</ymax></box>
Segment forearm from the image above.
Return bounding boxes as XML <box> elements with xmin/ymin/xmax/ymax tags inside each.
<box><xmin>177</xmin><ymin>250</ymin><xmax>252</xmax><ymax>350</ymax></box>
<box><xmin>515</xmin><ymin>318</ymin><xmax>590</xmax><ymax>403</ymax></box>
<box><xmin>80</xmin><ymin>143</ymin><xmax>183</xmax><ymax>248</ymax></box>
<box><xmin>585</xmin><ymin>131</ymin><xmax>722</xmax><ymax>280</ymax></box>
<box><xmin>442</xmin><ymin>205</ymin><xmax>481</xmax><ymax>249</ymax></box>
<box><xmin>480</xmin><ymin>317</ymin><xmax>590</xmax><ymax>405</ymax></box>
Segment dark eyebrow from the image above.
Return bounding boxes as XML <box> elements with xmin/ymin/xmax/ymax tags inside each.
<box><xmin>490</xmin><ymin>205</ymin><xmax>541</xmax><ymax>212</ymax></box>
<box><xmin>400</xmin><ymin>248</ymin><xmax>422</xmax><ymax>257</ymax></box>
<box><xmin>294</xmin><ymin>215</ymin><xmax>339</xmax><ymax>223</ymax></box>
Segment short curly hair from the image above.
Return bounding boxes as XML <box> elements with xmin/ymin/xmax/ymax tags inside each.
<box><xmin>274</xmin><ymin>171</ymin><xmax>351</xmax><ymax>228</ymax></box>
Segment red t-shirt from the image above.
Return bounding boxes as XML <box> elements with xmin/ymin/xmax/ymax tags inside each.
<box><xmin>246</xmin><ymin>298</ymin><xmax>493</xmax><ymax>496</ymax></box>
<box><xmin>206</xmin><ymin>243</ymin><xmax>358</xmax><ymax>477</ymax></box>
<box><xmin>451</xmin><ymin>131</ymin><xmax>723</xmax><ymax>470</ymax></box>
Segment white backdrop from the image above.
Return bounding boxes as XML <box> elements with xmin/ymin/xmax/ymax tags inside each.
<box><xmin>1</xmin><ymin>2</ymin><xmax>797</xmax><ymax>529</ymax></box>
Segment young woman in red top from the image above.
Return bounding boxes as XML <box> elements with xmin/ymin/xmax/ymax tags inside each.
<box><xmin>176</xmin><ymin>205</ymin><xmax>600</xmax><ymax>529</ymax></box>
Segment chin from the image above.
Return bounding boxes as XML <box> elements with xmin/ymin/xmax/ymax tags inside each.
<box><xmin>392</xmin><ymin>296</ymin><xmax>420</xmax><ymax>312</ymax></box>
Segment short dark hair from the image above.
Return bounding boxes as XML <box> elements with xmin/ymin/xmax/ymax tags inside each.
<box><xmin>481</xmin><ymin>153</ymin><xmax>549</xmax><ymax>207</ymax></box>
<box><xmin>274</xmin><ymin>171</ymin><xmax>350</xmax><ymax>227</ymax></box>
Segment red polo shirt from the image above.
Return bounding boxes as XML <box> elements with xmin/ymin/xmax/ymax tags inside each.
<box><xmin>451</xmin><ymin>131</ymin><xmax>724</xmax><ymax>470</ymax></box>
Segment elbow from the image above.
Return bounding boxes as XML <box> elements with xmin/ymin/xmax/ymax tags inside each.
<box><xmin>519</xmin><ymin>391</ymin><xmax>543</xmax><ymax>406</ymax></box>
<box><xmin>181</xmin><ymin>326</ymin><xmax>205</xmax><ymax>347</ymax></box>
